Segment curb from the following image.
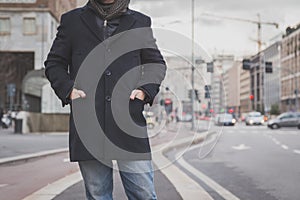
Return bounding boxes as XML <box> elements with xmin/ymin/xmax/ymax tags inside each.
<box><xmin>152</xmin><ymin>131</ymin><xmax>214</xmax><ymax>200</ymax></box>
<box><xmin>22</xmin><ymin>131</ymin><xmax>215</xmax><ymax>200</ymax></box>
<box><xmin>22</xmin><ymin>172</ymin><xmax>82</xmax><ymax>200</ymax></box>
<box><xmin>0</xmin><ymin>148</ymin><xmax>69</xmax><ymax>165</ymax></box>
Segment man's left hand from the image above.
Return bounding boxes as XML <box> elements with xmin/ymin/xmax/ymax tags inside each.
<box><xmin>130</xmin><ymin>89</ymin><xmax>145</xmax><ymax>101</ymax></box>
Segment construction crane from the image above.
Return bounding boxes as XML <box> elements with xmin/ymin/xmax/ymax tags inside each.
<box><xmin>202</xmin><ymin>13</ymin><xmax>279</xmax><ymax>52</ymax></box>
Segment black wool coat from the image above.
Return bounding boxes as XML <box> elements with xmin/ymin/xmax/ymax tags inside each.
<box><xmin>45</xmin><ymin>4</ymin><xmax>166</xmax><ymax>161</ymax></box>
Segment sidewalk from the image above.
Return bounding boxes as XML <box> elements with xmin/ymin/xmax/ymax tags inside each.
<box><xmin>1</xmin><ymin>122</ymin><xmax>210</xmax><ymax>200</ymax></box>
<box><xmin>53</xmin><ymin>122</ymin><xmax>201</xmax><ymax>200</ymax></box>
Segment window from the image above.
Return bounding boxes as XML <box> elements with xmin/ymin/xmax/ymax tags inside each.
<box><xmin>0</xmin><ymin>18</ymin><xmax>10</xmax><ymax>35</ymax></box>
<box><xmin>23</xmin><ymin>17</ymin><xmax>36</xmax><ymax>35</ymax></box>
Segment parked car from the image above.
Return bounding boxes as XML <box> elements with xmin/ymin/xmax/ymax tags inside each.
<box><xmin>245</xmin><ymin>112</ymin><xmax>264</xmax><ymax>125</ymax></box>
<box><xmin>176</xmin><ymin>112</ymin><xmax>192</xmax><ymax>122</ymax></box>
<box><xmin>1</xmin><ymin>114</ymin><xmax>12</xmax><ymax>128</ymax></box>
<box><xmin>175</xmin><ymin>102</ymin><xmax>193</xmax><ymax>122</ymax></box>
<box><xmin>267</xmin><ymin>112</ymin><xmax>300</xmax><ymax>129</ymax></box>
<box><xmin>215</xmin><ymin>113</ymin><xmax>236</xmax><ymax>126</ymax></box>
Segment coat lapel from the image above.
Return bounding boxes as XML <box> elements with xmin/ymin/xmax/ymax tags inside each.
<box><xmin>80</xmin><ymin>6</ymin><xmax>103</xmax><ymax>41</ymax></box>
<box><xmin>113</xmin><ymin>11</ymin><xmax>137</xmax><ymax>36</ymax></box>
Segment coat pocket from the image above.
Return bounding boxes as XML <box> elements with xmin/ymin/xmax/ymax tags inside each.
<box><xmin>129</xmin><ymin>98</ymin><xmax>146</xmax><ymax>126</ymax></box>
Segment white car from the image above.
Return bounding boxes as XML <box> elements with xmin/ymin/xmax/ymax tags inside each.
<box><xmin>245</xmin><ymin>112</ymin><xmax>264</xmax><ymax>125</ymax></box>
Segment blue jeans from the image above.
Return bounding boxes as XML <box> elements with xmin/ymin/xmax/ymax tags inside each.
<box><xmin>79</xmin><ymin>160</ymin><xmax>157</xmax><ymax>200</ymax></box>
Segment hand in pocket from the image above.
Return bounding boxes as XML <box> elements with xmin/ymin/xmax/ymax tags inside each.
<box><xmin>70</xmin><ymin>88</ymin><xmax>86</xmax><ymax>100</ymax></box>
<box><xmin>130</xmin><ymin>89</ymin><xmax>145</xmax><ymax>101</ymax></box>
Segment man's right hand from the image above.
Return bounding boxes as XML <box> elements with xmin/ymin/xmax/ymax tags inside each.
<box><xmin>70</xmin><ymin>88</ymin><xmax>86</xmax><ymax>100</ymax></box>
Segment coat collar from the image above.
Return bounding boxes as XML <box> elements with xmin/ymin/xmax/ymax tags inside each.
<box><xmin>80</xmin><ymin>3</ymin><xmax>136</xmax><ymax>42</ymax></box>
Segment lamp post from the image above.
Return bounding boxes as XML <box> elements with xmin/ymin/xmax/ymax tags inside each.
<box><xmin>39</xmin><ymin>4</ymin><xmax>46</xmax><ymax>69</ymax></box>
<box><xmin>191</xmin><ymin>0</ymin><xmax>196</xmax><ymax>130</ymax></box>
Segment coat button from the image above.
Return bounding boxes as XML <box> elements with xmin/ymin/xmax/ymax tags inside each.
<box><xmin>105</xmin><ymin>70</ymin><xmax>111</xmax><ymax>76</ymax></box>
<box><xmin>105</xmin><ymin>96</ymin><xmax>111</xmax><ymax>102</ymax></box>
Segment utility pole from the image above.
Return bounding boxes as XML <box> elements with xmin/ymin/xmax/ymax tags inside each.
<box><xmin>295</xmin><ymin>46</ymin><xmax>299</xmax><ymax>111</ymax></box>
<box><xmin>39</xmin><ymin>4</ymin><xmax>46</xmax><ymax>69</ymax></box>
<box><xmin>191</xmin><ymin>0</ymin><xmax>195</xmax><ymax>130</ymax></box>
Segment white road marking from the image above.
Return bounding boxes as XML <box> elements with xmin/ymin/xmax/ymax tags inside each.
<box><xmin>293</xmin><ymin>150</ymin><xmax>300</xmax><ymax>155</ymax></box>
<box><xmin>281</xmin><ymin>145</ymin><xmax>289</xmax><ymax>150</ymax></box>
<box><xmin>272</xmin><ymin>138</ymin><xmax>281</xmax><ymax>145</ymax></box>
<box><xmin>63</xmin><ymin>158</ymin><xmax>70</xmax><ymax>162</ymax></box>
<box><xmin>281</xmin><ymin>131</ymin><xmax>297</xmax><ymax>135</ymax></box>
<box><xmin>22</xmin><ymin>172</ymin><xmax>82</xmax><ymax>200</ymax></box>
<box><xmin>0</xmin><ymin>184</ymin><xmax>8</xmax><ymax>188</ymax></box>
<box><xmin>176</xmin><ymin>155</ymin><xmax>240</xmax><ymax>200</ymax></box>
<box><xmin>232</xmin><ymin>144</ymin><xmax>251</xmax><ymax>151</ymax></box>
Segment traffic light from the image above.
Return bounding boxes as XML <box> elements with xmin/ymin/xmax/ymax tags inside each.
<box><xmin>265</xmin><ymin>61</ymin><xmax>273</xmax><ymax>73</ymax></box>
<box><xmin>204</xmin><ymin>85</ymin><xmax>211</xmax><ymax>91</ymax></box>
<box><xmin>242</xmin><ymin>59</ymin><xmax>251</xmax><ymax>70</ymax></box>
<box><xmin>207</xmin><ymin>62</ymin><xmax>214</xmax><ymax>73</ymax></box>
<box><xmin>249</xmin><ymin>94</ymin><xmax>254</xmax><ymax>101</ymax></box>
<box><xmin>205</xmin><ymin>92</ymin><xmax>210</xmax><ymax>99</ymax></box>
<box><xmin>204</xmin><ymin>85</ymin><xmax>211</xmax><ymax>99</ymax></box>
<box><xmin>195</xmin><ymin>90</ymin><xmax>199</xmax><ymax>100</ymax></box>
<box><xmin>160</xmin><ymin>99</ymin><xmax>164</xmax><ymax>106</ymax></box>
<box><xmin>164</xmin><ymin>98</ymin><xmax>173</xmax><ymax>115</ymax></box>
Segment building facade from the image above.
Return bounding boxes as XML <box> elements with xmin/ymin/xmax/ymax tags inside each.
<box><xmin>281</xmin><ymin>24</ymin><xmax>300</xmax><ymax>112</ymax></box>
<box><xmin>0</xmin><ymin>0</ymin><xmax>76</xmax><ymax>112</ymax></box>
<box><xmin>264</xmin><ymin>41</ymin><xmax>281</xmax><ymax>113</ymax></box>
<box><xmin>210</xmin><ymin>54</ymin><xmax>234</xmax><ymax>114</ymax></box>
<box><xmin>239</xmin><ymin>65</ymin><xmax>251</xmax><ymax>114</ymax></box>
<box><xmin>249</xmin><ymin>54</ymin><xmax>264</xmax><ymax>112</ymax></box>
<box><xmin>223</xmin><ymin>61</ymin><xmax>241</xmax><ymax>116</ymax></box>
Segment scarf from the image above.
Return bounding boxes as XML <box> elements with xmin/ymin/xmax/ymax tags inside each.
<box><xmin>90</xmin><ymin>0</ymin><xmax>130</xmax><ymax>20</ymax></box>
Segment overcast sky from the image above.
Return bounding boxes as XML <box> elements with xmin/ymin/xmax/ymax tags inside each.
<box><xmin>130</xmin><ymin>0</ymin><xmax>300</xmax><ymax>58</ymax></box>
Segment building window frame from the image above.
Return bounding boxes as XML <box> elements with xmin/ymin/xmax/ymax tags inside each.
<box><xmin>23</xmin><ymin>17</ymin><xmax>37</xmax><ymax>35</ymax></box>
<box><xmin>0</xmin><ymin>17</ymin><xmax>11</xmax><ymax>35</ymax></box>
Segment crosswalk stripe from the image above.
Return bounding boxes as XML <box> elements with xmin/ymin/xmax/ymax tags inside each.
<box><xmin>293</xmin><ymin>150</ymin><xmax>300</xmax><ymax>155</ymax></box>
<box><xmin>281</xmin><ymin>145</ymin><xmax>289</xmax><ymax>150</ymax></box>
<box><xmin>0</xmin><ymin>184</ymin><xmax>8</xmax><ymax>188</ymax></box>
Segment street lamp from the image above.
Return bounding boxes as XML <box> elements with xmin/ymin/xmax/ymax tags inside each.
<box><xmin>191</xmin><ymin>0</ymin><xmax>196</xmax><ymax>130</ymax></box>
<box><xmin>39</xmin><ymin>4</ymin><xmax>46</xmax><ymax>69</ymax></box>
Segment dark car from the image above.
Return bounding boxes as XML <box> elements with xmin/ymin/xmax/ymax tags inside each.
<box><xmin>267</xmin><ymin>112</ymin><xmax>300</xmax><ymax>129</ymax></box>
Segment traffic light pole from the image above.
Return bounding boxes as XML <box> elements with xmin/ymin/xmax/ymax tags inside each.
<box><xmin>191</xmin><ymin>0</ymin><xmax>195</xmax><ymax>130</ymax></box>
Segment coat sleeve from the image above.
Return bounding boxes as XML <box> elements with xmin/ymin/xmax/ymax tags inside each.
<box><xmin>44</xmin><ymin>14</ymin><xmax>74</xmax><ymax>107</ymax></box>
<box><xmin>137</xmin><ymin>17</ymin><xmax>167</xmax><ymax>106</ymax></box>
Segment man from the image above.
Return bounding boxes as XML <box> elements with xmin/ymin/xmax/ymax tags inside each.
<box><xmin>45</xmin><ymin>0</ymin><xmax>166</xmax><ymax>199</ymax></box>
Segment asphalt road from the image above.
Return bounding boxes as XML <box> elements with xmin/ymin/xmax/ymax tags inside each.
<box><xmin>0</xmin><ymin>128</ymin><xmax>68</xmax><ymax>159</ymax></box>
<box><xmin>169</xmin><ymin>123</ymin><xmax>300</xmax><ymax>200</ymax></box>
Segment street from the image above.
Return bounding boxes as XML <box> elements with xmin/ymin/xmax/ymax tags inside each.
<box><xmin>168</xmin><ymin>122</ymin><xmax>300</xmax><ymax>200</ymax></box>
<box><xmin>0</xmin><ymin>122</ymin><xmax>299</xmax><ymax>199</ymax></box>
